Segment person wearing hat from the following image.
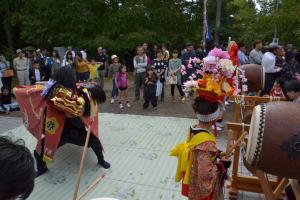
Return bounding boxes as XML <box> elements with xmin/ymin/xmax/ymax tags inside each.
<box><xmin>13</xmin><ymin>49</ymin><xmax>30</xmax><ymax>85</ymax></box>
<box><xmin>108</xmin><ymin>55</ymin><xmax>121</xmax><ymax>104</ymax></box>
<box><xmin>95</xmin><ymin>47</ymin><xmax>107</xmax><ymax>88</ymax></box>
<box><xmin>261</xmin><ymin>42</ymin><xmax>283</xmax><ymax>95</ymax></box>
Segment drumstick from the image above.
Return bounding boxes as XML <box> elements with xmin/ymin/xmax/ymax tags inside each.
<box><xmin>224</xmin><ymin>131</ymin><xmax>248</xmax><ymax>158</ymax></box>
<box><xmin>76</xmin><ymin>174</ymin><xmax>106</xmax><ymax>200</ymax></box>
<box><xmin>73</xmin><ymin>126</ymin><xmax>92</xmax><ymax>200</ymax></box>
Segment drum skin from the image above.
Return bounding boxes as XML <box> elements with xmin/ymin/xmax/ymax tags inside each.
<box><xmin>246</xmin><ymin>102</ymin><xmax>300</xmax><ymax>179</ymax></box>
<box><xmin>240</xmin><ymin>64</ymin><xmax>264</xmax><ymax>92</ymax></box>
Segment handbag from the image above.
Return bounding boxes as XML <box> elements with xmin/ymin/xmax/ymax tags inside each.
<box><xmin>3</xmin><ymin>69</ymin><xmax>14</xmax><ymax>77</ymax></box>
<box><xmin>167</xmin><ymin>74</ymin><xmax>177</xmax><ymax>85</ymax></box>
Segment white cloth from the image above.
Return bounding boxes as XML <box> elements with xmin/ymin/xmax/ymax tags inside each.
<box><xmin>294</xmin><ymin>96</ymin><xmax>300</xmax><ymax>104</ymax></box>
<box><xmin>35</xmin><ymin>69</ymin><xmax>41</xmax><ymax>82</ymax></box>
<box><xmin>156</xmin><ymin>81</ymin><xmax>163</xmax><ymax>96</ymax></box>
<box><xmin>262</xmin><ymin>52</ymin><xmax>281</xmax><ymax>73</ymax></box>
<box><xmin>80</xmin><ymin>50</ymin><xmax>87</xmax><ymax>59</ymax></box>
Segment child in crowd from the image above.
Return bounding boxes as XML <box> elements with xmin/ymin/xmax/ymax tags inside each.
<box><xmin>0</xmin><ymin>86</ymin><xmax>19</xmax><ymax>114</ymax></box>
<box><xmin>29</xmin><ymin>60</ymin><xmax>45</xmax><ymax>85</ymax></box>
<box><xmin>143</xmin><ymin>67</ymin><xmax>157</xmax><ymax>109</ymax></box>
<box><xmin>285</xmin><ymin>80</ymin><xmax>300</xmax><ymax>102</ymax></box>
<box><xmin>270</xmin><ymin>78</ymin><xmax>285</xmax><ymax>97</ymax></box>
<box><xmin>115</xmin><ymin>65</ymin><xmax>130</xmax><ymax>109</ymax></box>
<box><xmin>75</xmin><ymin>52</ymin><xmax>90</xmax><ymax>82</ymax></box>
<box><xmin>0</xmin><ymin>137</ymin><xmax>35</xmax><ymax>200</ymax></box>
<box><xmin>168</xmin><ymin>50</ymin><xmax>185</xmax><ymax>103</ymax></box>
<box><xmin>153</xmin><ymin>50</ymin><xmax>167</xmax><ymax>102</ymax></box>
<box><xmin>109</xmin><ymin>55</ymin><xmax>121</xmax><ymax>104</ymax></box>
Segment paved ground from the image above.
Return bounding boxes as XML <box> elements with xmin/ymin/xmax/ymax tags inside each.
<box><xmin>0</xmin><ymin>82</ymin><xmax>267</xmax><ymax>200</ymax></box>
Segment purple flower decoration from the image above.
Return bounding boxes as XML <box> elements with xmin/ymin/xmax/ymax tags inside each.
<box><xmin>208</xmin><ymin>48</ymin><xmax>230</xmax><ymax>59</ymax></box>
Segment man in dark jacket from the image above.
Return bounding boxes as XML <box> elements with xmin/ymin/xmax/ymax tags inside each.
<box><xmin>29</xmin><ymin>60</ymin><xmax>45</xmax><ymax>85</ymax></box>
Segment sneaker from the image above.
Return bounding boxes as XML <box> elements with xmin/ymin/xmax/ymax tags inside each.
<box><xmin>119</xmin><ymin>104</ymin><xmax>124</xmax><ymax>109</ymax></box>
<box><xmin>110</xmin><ymin>99</ymin><xmax>115</xmax><ymax>104</ymax></box>
<box><xmin>127</xmin><ymin>103</ymin><xmax>131</xmax><ymax>108</ymax></box>
<box><xmin>181</xmin><ymin>97</ymin><xmax>186</xmax><ymax>103</ymax></box>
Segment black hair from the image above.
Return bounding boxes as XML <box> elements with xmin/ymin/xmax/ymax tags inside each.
<box><xmin>275</xmin><ymin>78</ymin><xmax>285</xmax><ymax>88</ymax></box>
<box><xmin>66</xmin><ymin>51</ymin><xmax>73</xmax><ymax>61</ymax></box>
<box><xmin>52</xmin><ymin>50</ymin><xmax>60</xmax><ymax>60</ymax></box>
<box><xmin>285</xmin><ymin>51</ymin><xmax>295</xmax><ymax>62</ymax></box>
<box><xmin>0</xmin><ymin>137</ymin><xmax>35</xmax><ymax>200</ymax></box>
<box><xmin>33</xmin><ymin>60</ymin><xmax>39</xmax><ymax>64</ymax></box>
<box><xmin>253</xmin><ymin>40</ymin><xmax>262</xmax><ymax>48</ymax></box>
<box><xmin>119</xmin><ymin>65</ymin><xmax>126</xmax><ymax>73</ymax></box>
<box><xmin>172</xmin><ymin>50</ymin><xmax>178</xmax><ymax>54</ymax></box>
<box><xmin>53</xmin><ymin>67</ymin><xmax>76</xmax><ymax>91</ymax></box>
<box><xmin>76</xmin><ymin>52</ymin><xmax>83</xmax><ymax>59</ymax></box>
<box><xmin>192</xmin><ymin>97</ymin><xmax>219</xmax><ymax>115</ymax></box>
<box><xmin>156</xmin><ymin>49</ymin><xmax>163</xmax><ymax>55</ymax></box>
<box><xmin>1</xmin><ymin>86</ymin><xmax>10</xmax><ymax>93</ymax></box>
<box><xmin>285</xmin><ymin>80</ymin><xmax>300</xmax><ymax>93</ymax></box>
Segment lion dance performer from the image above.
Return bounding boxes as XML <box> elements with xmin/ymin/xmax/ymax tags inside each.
<box><xmin>170</xmin><ymin>48</ymin><xmax>240</xmax><ymax>200</ymax></box>
<box><xmin>15</xmin><ymin>67</ymin><xmax>110</xmax><ymax>177</ymax></box>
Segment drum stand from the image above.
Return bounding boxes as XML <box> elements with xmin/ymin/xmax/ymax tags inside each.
<box><xmin>227</xmin><ymin>96</ymin><xmax>286</xmax><ymax>199</ymax></box>
<box><xmin>256</xmin><ymin>171</ymin><xmax>289</xmax><ymax>200</ymax></box>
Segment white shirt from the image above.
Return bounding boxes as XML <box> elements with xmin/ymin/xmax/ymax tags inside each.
<box><xmin>35</xmin><ymin>69</ymin><xmax>41</xmax><ymax>82</ymax></box>
<box><xmin>262</xmin><ymin>52</ymin><xmax>281</xmax><ymax>73</ymax></box>
<box><xmin>80</xmin><ymin>50</ymin><xmax>87</xmax><ymax>59</ymax></box>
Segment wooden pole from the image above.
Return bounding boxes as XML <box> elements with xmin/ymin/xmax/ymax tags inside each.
<box><xmin>203</xmin><ymin>0</ymin><xmax>207</xmax><ymax>51</ymax></box>
<box><xmin>77</xmin><ymin>174</ymin><xmax>106</xmax><ymax>200</ymax></box>
<box><xmin>73</xmin><ymin>126</ymin><xmax>92</xmax><ymax>200</ymax></box>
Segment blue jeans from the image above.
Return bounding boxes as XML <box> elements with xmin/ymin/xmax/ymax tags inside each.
<box><xmin>111</xmin><ymin>79</ymin><xmax>119</xmax><ymax>98</ymax></box>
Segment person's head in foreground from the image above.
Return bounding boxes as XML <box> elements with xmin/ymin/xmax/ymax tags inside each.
<box><xmin>285</xmin><ymin>80</ymin><xmax>300</xmax><ymax>101</ymax></box>
<box><xmin>192</xmin><ymin>97</ymin><xmax>221</xmax><ymax>124</ymax></box>
<box><xmin>0</xmin><ymin>137</ymin><xmax>35</xmax><ymax>200</ymax></box>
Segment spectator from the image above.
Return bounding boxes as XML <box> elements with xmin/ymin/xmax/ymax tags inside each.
<box><xmin>29</xmin><ymin>50</ymin><xmax>39</xmax><ymax>68</ymax></box>
<box><xmin>143</xmin><ymin>42</ymin><xmax>152</xmax><ymax>65</ymax></box>
<box><xmin>65</xmin><ymin>46</ymin><xmax>75</xmax><ymax>58</ymax></box>
<box><xmin>153</xmin><ymin>44</ymin><xmax>158</xmax><ymax>60</ymax></box>
<box><xmin>262</xmin><ymin>43</ymin><xmax>282</xmax><ymax>95</ymax></box>
<box><xmin>275</xmin><ymin>46</ymin><xmax>286</xmax><ymax>69</ymax></box>
<box><xmin>63</xmin><ymin>51</ymin><xmax>75</xmax><ymax>68</ymax></box>
<box><xmin>102</xmin><ymin>48</ymin><xmax>110</xmax><ymax>76</ymax></box>
<box><xmin>181</xmin><ymin>43</ymin><xmax>197</xmax><ymax>83</ymax></box>
<box><xmin>124</xmin><ymin>48</ymin><xmax>134</xmax><ymax>72</ymax></box>
<box><xmin>181</xmin><ymin>43</ymin><xmax>196</xmax><ymax>66</ymax></box>
<box><xmin>75</xmin><ymin>52</ymin><xmax>90</xmax><ymax>82</ymax></box>
<box><xmin>282</xmin><ymin>51</ymin><xmax>297</xmax><ymax>82</ymax></box>
<box><xmin>80</xmin><ymin>47</ymin><xmax>87</xmax><ymax>60</ymax></box>
<box><xmin>29</xmin><ymin>60</ymin><xmax>45</xmax><ymax>85</ymax></box>
<box><xmin>0</xmin><ymin>137</ymin><xmax>35</xmax><ymax>200</ymax></box>
<box><xmin>0</xmin><ymin>86</ymin><xmax>19</xmax><ymax>114</ymax></box>
<box><xmin>108</xmin><ymin>55</ymin><xmax>121</xmax><ymax>104</ymax></box>
<box><xmin>270</xmin><ymin>78</ymin><xmax>285</xmax><ymax>97</ymax></box>
<box><xmin>13</xmin><ymin>49</ymin><xmax>30</xmax><ymax>85</ymax></box>
<box><xmin>134</xmin><ymin>46</ymin><xmax>148</xmax><ymax>101</ymax></box>
<box><xmin>195</xmin><ymin>45</ymin><xmax>206</xmax><ymax>60</ymax></box>
<box><xmin>162</xmin><ymin>44</ymin><xmax>170</xmax><ymax>61</ymax></box>
<box><xmin>295</xmin><ymin>53</ymin><xmax>300</xmax><ymax>75</ymax></box>
<box><xmin>40</xmin><ymin>49</ymin><xmax>54</xmax><ymax>81</ymax></box>
<box><xmin>143</xmin><ymin>67</ymin><xmax>157</xmax><ymax>109</ymax></box>
<box><xmin>285</xmin><ymin>80</ymin><xmax>300</xmax><ymax>103</ymax></box>
<box><xmin>238</xmin><ymin>42</ymin><xmax>249</xmax><ymax>65</ymax></box>
<box><xmin>168</xmin><ymin>50</ymin><xmax>185</xmax><ymax>103</ymax></box>
<box><xmin>50</xmin><ymin>50</ymin><xmax>61</xmax><ymax>77</ymax></box>
<box><xmin>95</xmin><ymin>47</ymin><xmax>107</xmax><ymax>88</ymax></box>
<box><xmin>115</xmin><ymin>65</ymin><xmax>130</xmax><ymax>108</ymax></box>
<box><xmin>249</xmin><ymin>40</ymin><xmax>263</xmax><ymax>65</ymax></box>
<box><xmin>0</xmin><ymin>55</ymin><xmax>12</xmax><ymax>92</ymax></box>
<box><xmin>153</xmin><ymin>49</ymin><xmax>167</xmax><ymax>102</ymax></box>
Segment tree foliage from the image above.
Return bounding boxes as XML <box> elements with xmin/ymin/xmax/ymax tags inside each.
<box><xmin>0</xmin><ymin>0</ymin><xmax>300</xmax><ymax>56</ymax></box>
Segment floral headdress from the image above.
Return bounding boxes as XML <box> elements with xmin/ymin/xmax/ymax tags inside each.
<box><xmin>182</xmin><ymin>48</ymin><xmax>247</xmax><ymax>103</ymax></box>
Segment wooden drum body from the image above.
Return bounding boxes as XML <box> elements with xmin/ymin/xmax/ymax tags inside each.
<box><xmin>246</xmin><ymin>102</ymin><xmax>300</xmax><ymax>179</ymax></box>
<box><xmin>240</xmin><ymin>64</ymin><xmax>265</xmax><ymax>93</ymax></box>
